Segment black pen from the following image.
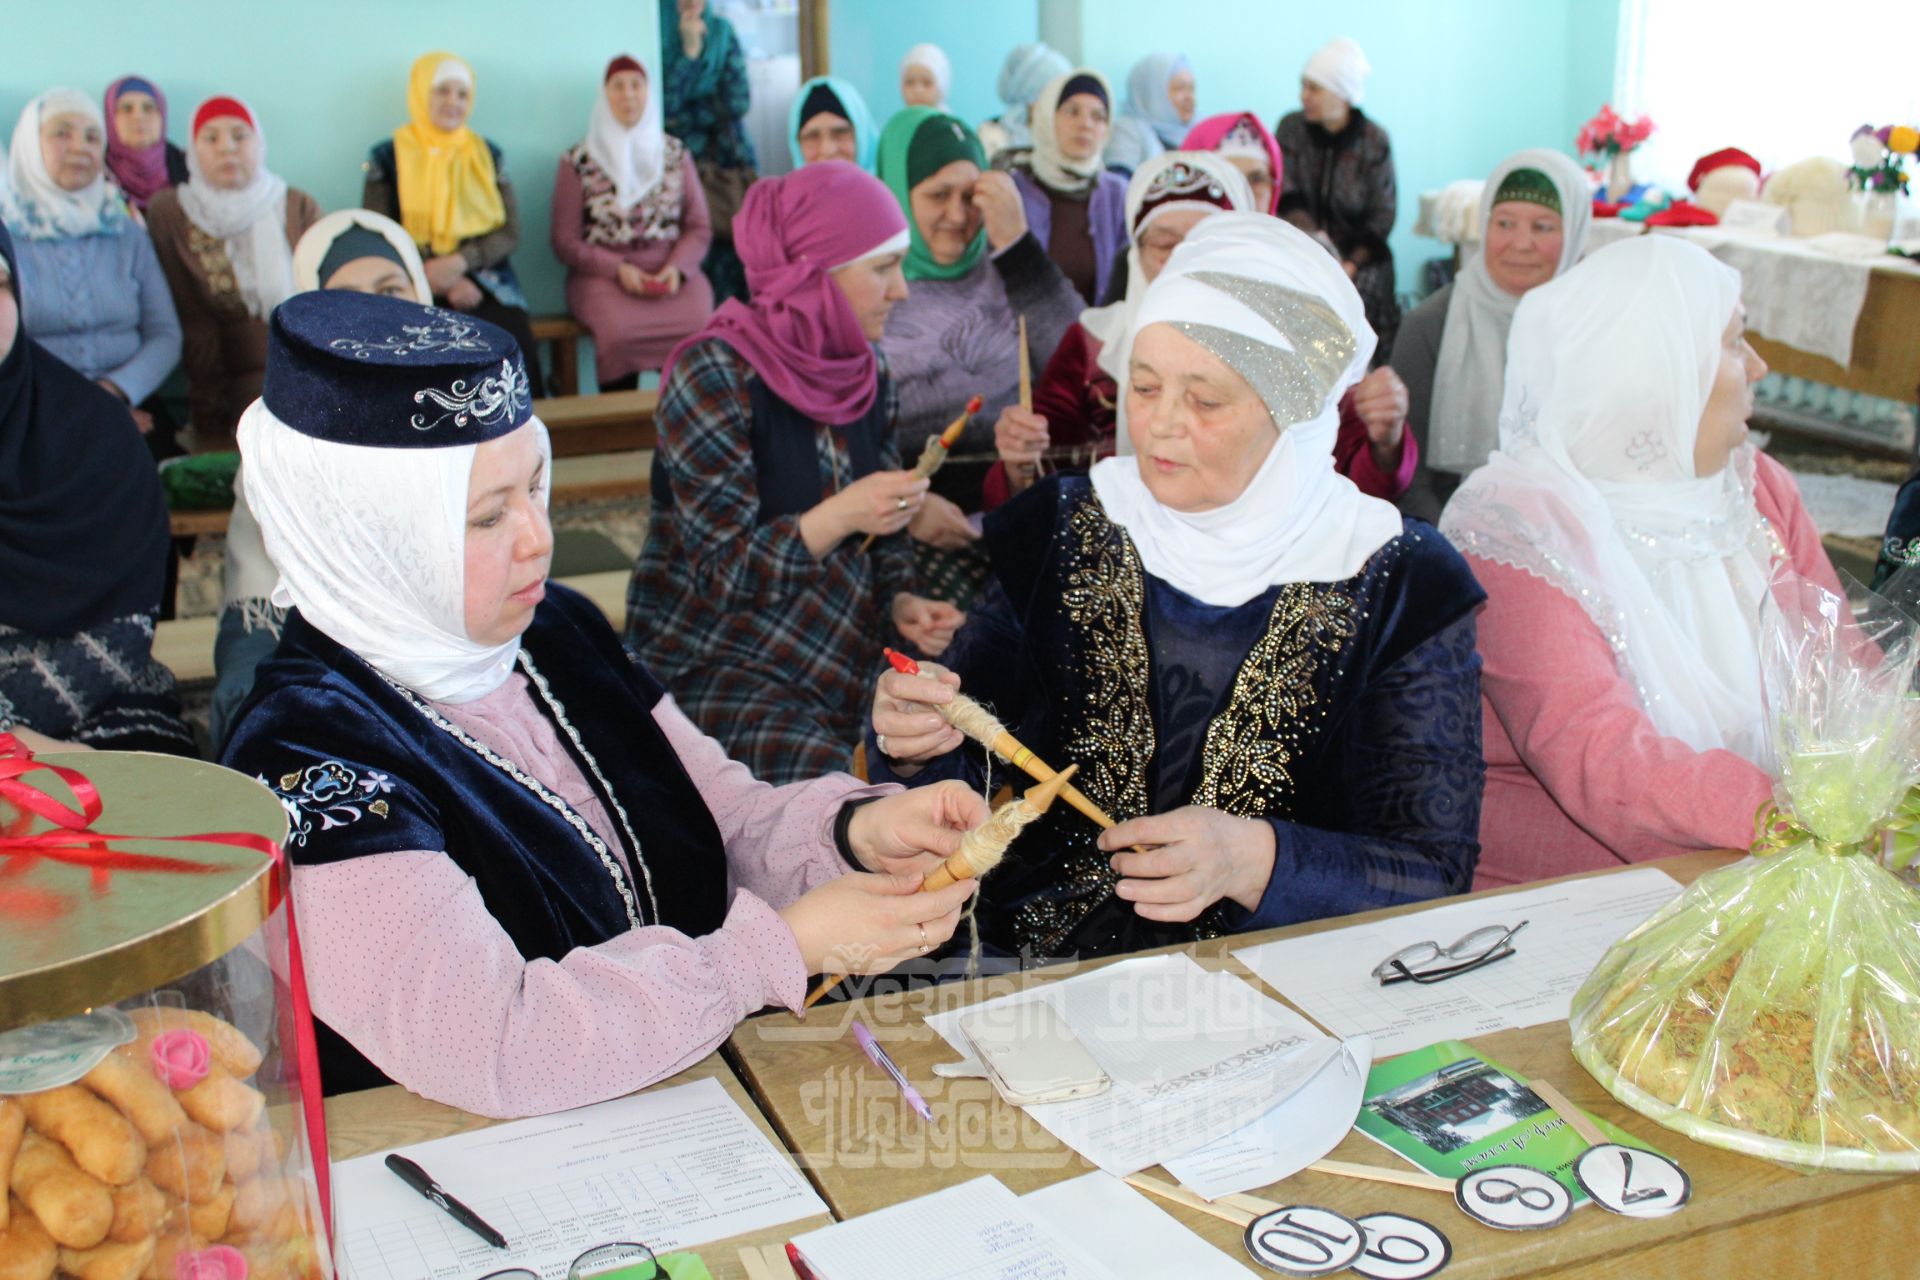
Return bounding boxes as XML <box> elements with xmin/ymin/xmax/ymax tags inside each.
<box><xmin>383</xmin><ymin>1153</ymin><xmax>509</xmax><ymax>1248</ymax></box>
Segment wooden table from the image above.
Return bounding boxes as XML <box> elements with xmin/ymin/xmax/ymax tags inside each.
<box><xmin>324</xmin><ymin>1055</ymin><xmax>832</xmax><ymax>1280</ymax></box>
<box><xmin>728</xmin><ymin>853</ymin><xmax>1920</xmax><ymax>1277</ymax></box>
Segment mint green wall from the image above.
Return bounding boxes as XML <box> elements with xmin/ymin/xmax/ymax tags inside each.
<box><xmin>830</xmin><ymin>0</ymin><xmax>1039</xmax><ymax>132</ymax></box>
<box><xmin>4</xmin><ymin>2</ymin><xmax>661</xmax><ymax>314</ymax></box>
<box><xmin>826</xmin><ymin>0</ymin><xmax>1622</xmax><ymax>298</ymax></box>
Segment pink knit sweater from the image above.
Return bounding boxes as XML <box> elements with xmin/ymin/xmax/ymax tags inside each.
<box><xmin>1470</xmin><ymin>453</ymin><xmax>1842</xmax><ymax>889</ymax></box>
<box><xmin>291</xmin><ymin>675</ymin><xmax>889</xmax><ymax>1117</ymax></box>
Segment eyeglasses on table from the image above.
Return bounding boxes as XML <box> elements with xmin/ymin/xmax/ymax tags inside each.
<box><xmin>479</xmin><ymin>1240</ymin><xmax>663</xmax><ymax>1279</ymax></box>
<box><xmin>1371</xmin><ymin>920</ymin><xmax>1530</xmax><ymax>986</ymax></box>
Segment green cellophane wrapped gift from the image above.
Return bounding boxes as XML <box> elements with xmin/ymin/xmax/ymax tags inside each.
<box><xmin>1570</xmin><ymin>568</ymin><xmax>1920</xmax><ymax>1170</ymax></box>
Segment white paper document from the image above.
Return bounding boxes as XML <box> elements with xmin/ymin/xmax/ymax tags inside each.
<box><xmin>332</xmin><ymin>1078</ymin><xmax>827</xmax><ymax>1279</ymax></box>
<box><xmin>791</xmin><ymin>1177</ymin><xmax>1118</xmax><ymax>1280</ymax></box>
<box><xmin>1231</xmin><ymin>867</ymin><xmax>1684</xmax><ymax>1059</ymax></box>
<box><xmin>928</xmin><ymin>953</ymin><xmax>1334</xmax><ymax>1176</ymax></box>
<box><xmin>1022</xmin><ymin>1174</ymin><xmax>1251</xmax><ymax>1279</ymax></box>
<box><xmin>1163</xmin><ymin>1034</ymin><xmax>1374</xmax><ymax>1201</ymax></box>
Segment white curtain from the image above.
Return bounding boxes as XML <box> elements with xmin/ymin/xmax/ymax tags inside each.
<box><xmin>1615</xmin><ymin>0</ymin><xmax>1917</xmax><ymax>205</ymax></box>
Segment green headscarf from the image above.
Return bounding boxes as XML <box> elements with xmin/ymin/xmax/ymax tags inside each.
<box><xmin>1490</xmin><ymin>167</ymin><xmax>1563</xmax><ymax>216</ymax></box>
<box><xmin>878</xmin><ymin>107</ymin><xmax>987</xmax><ymax>281</ymax></box>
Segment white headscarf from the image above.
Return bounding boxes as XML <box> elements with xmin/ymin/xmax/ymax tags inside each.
<box><xmin>1028</xmin><ymin>69</ymin><xmax>1111</xmax><ymax>195</ymax></box>
<box><xmin>1082</xmin><ymin>151</ymin><xmax>1255</xmax><ymax>378</ymax></box>
<box><xmin>1439</xmin><ymin>236</ymin><xmax>1774</xmax><ymax>761</ymax></box>
<box><xmin>177</xmin><ymin>98</ymin><xmax>295</xmax><ymax>320</ymax></box>
<box><xmin>1091</xmin><ymin>212</ymin><xmax>1403</xmax><ymax>607</ymax></box>
<box><xmin>1428</xmin><ymin>149</ymin><xmax>1590</xmax><ymax>475</ymax></box>
<box><xmin>899</xmin><ymin>44</ymin><xmax>952</xmax><ymax>109</ymax></box>
<box><xmin>290</xmin><ymin>208</ymin><xmax>432</xmax><ymax>298</ymax></box>
<box><xmin>5</xmin><ymin>89</ymin><xmax>129</xmax><ymax>241</ymax></box>
<box><xmin>1303</xmin><ymin>37</ymin><xmax>1371</xmax><ymax>107</ymax></box>
<box><xmin>238</xmin><ymin>398</ymin><xmax>551</xmax><ymax>704</ymax></box>
<box><xmin>586</xmin><ymin>57</ymin><xmax>666</xmax><ymax>213</ymax></box>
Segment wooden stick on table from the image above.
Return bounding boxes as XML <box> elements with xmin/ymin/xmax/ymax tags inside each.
<box><xmin>1125</xmin><ymin>1173</ymin><xmax>1257</xmax><ymax>1228</ymax></box>
<box><xmin>1528</xmin><ymin>1079</ymin><xmax>1609</xmax><ymax>1148</ymax></box>
<box><xmin>1307</xmin><ymin>1158</ymin><xmax>1458</xmax><ymax>1193</ymax></box>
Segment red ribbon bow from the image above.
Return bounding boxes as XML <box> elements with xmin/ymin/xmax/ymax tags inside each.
<box><xmin>0</xmin><ymin>733</ymin><xmax>281</xmax><ymax>889</ymax></box>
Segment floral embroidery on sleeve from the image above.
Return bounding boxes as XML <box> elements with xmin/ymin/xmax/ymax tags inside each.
<box><xmin>263</xmin><ymin>761</ymin><xmax>394</xmax><ymax>848</ymax></box>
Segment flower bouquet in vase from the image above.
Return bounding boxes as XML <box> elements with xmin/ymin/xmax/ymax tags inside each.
<box><xmin>1570</xmin><ymin>565</ymin><xmax>1920</xmax><ymax>1170</ymax></box>
<box><xmin>1577</xmin><ymin>104</ymin><xmax>1656</xmax><ymax>203</ymax></box>
<box><xmin>1848</xmin><ymin>124</ymin><xmax>1916</xmax><ymax>241</ymax></box>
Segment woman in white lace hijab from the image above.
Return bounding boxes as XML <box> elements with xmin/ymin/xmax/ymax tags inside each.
<box><xmin>1441</xmin><ymin>235</ymin><xmax>1844</xmax><ymax>887</ymax></box>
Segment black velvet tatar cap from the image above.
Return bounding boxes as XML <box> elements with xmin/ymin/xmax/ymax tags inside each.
<box><xmin>261</xmin><ymin>291</ymin><xmax>533</xmax><ymax>447</ymax></box>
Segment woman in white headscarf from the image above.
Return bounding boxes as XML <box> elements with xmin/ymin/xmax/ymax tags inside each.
<box><xmin>1105</xmin><ymin>52</ymin><xmax>1196</xmax><ymax>174</ymax></box>
<box><xmin>1007</xmin><ymin>69</ymin><xmax>1128</xmax><ymax>305</ymax></box>
<box><xmin>899</xmin><ymin>43</ymin><xmax>951</xmax><ymax>110</ymax></box>
<box><xmin>551</xmin><ymin>53</ymin><xmax>714</xmax><ymax>391</ymax></box>
<box><xmin>3</xmin><ymin>88</ymin><xmax>181</xmax><ymax>447</ymax></box>
<box><xmin>989</xmin><ymin>150</ymin><xmax>1415</xmax><ymax>511</ymax></box>
<box><xmin>977</xmin><ymin>41</ymin><xmax>1070</xmax><ymax>162</ymax></box>
<box><xmin>1390</xmin><ymin>149</ymin><xmax>1589</xmax><ymax>521</ymax></box>
<box><xmin>146</xmin><ymin>94</ymin><xmax>320</xmax><ymax>448</ymax></box>
<box><xmin>869</xmin><ymin>212</ymin><xmax>1487</xmax><ymax>961</ymax></box>
<box><xmin>1440</xmin><ymin>235</ymin><xmax>1844</xmax><ymax>889</ymax></box>
<box><xmin>224</xmin><ymin>290</ymin><xmax>985</xmax><ymax>1114</ymax></box>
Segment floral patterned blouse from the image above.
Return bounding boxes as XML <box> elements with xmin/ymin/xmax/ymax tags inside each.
<box><xmin>563</xmin><ymin>137</ymin><xmax>693</xmax><ymax>247</ymax></box>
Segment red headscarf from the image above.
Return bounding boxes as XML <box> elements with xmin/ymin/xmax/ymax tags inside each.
<box><xmin>1183</xmin><ymin>112</ymin><xmax>1284</xmax><ymax>214</ymax></box>
<box><xmin>665</xmin><ymin>162</ymin><xmax>907</xmax><ymax>425</ymax></box>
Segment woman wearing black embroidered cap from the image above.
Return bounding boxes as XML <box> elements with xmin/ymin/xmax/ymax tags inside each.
<box><xmin>221</xmin><ymin>292</ymin><xmax>983</xmax><ymax>1116</ymax></box>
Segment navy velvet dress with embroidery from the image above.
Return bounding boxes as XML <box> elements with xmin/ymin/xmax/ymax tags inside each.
<box><xmin>223</xmin><ymin>584</ymin><xmax>730</xmax><ymax>1094</ymax></box>
<box><xmin>868</xmin><ymin>476</ymin><xmax>1487</xmax><ymax>962</ymax></box>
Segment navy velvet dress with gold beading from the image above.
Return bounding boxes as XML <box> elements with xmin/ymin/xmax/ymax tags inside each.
<box><xmin>867</xmin><ymin>476</ymin><xmax>1487</xmax><ymax>962</ymax></box>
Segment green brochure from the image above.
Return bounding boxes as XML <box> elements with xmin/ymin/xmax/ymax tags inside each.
<box><xmin>1354</xmin><ymin>1040</ymin><xmax>1663</xmax><ymax>1205</ymax></box>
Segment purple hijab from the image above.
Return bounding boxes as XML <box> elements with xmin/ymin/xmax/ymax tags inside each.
<box><xmin>103</xmin><ymin>76</ymin><xmax>173</xmax><ymax>210</ymax></box>
<box><xmin>665</xmin><ymin>161</ymin><xmax>906</xmax><ymax>425</ymax></box>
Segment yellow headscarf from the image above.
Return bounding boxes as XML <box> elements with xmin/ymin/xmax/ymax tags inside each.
<box><xmin>393</xmin><ymin>52</ymin><xmax>507</xmax><ymax>256</ymax></box>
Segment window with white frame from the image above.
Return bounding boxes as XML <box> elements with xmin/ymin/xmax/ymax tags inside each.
<box><xmin>1612</xmin><ymin>0</ymin><xmax>1916</xmax><ymax>198</ymax></box>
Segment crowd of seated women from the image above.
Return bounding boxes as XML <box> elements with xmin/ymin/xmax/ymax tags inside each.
<box><xmin>0</xmin><ymin>24</ymin><xmax>1855</xmax><ymax>1123</ymax></box>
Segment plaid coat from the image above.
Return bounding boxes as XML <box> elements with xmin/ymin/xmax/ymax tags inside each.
<box><xmin>626</xmin><ymin>338</ymin><xmax>914</xmax><ymax>783</ymax></box>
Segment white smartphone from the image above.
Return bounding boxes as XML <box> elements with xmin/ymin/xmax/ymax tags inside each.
<box><xmin>960</xmin><ymin>1000</ymin><xmax>1112</xmax><ymax>1106</ymax></box>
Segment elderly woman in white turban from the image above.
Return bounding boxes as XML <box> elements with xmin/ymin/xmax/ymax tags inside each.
<box><xmin>1390</xmin><ymin>149</ymin><xmax>1590</xmax><ymax>520</ymax></box>
<box><xmin>868</xmin><ymin>212</ymin><xmax>1487</xmax><ymax>962</ymax></box>
<box><xmin>1440</xmin><ymin>236</ymin><xmax>1844</xmax><ymax>890</ymax></box>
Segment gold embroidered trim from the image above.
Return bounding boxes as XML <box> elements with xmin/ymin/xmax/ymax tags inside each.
<box><xmin>1015</xmin><ymin>494</ymin><xmax>1360</xmax><ymax>955</ymax></box>
<box><xmin>1012</xmin><ymin>499</ymin><xmax>1154</xmax><ymax>956</ymax></box>
<box><xmin>1191</xmin><ymin>583</ymin><xmax>1357</xmax><ymax>818</ymax></box>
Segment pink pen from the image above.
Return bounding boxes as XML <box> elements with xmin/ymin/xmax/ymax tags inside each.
<box><xmin>852</xmin><ymin>1019</ymin><xmax>933</xmax><ymax>1120</ymax></box>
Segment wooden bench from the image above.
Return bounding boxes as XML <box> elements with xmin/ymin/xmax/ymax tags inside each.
<box><xmin>532</xmin><ymin>314</ymin><xmax>588</xmax><ymax>396</ymax></box>
<box><xmin>537</xmin><ymin>387</ymin><xmax>658</xmax><ymax>457</ymax></box>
